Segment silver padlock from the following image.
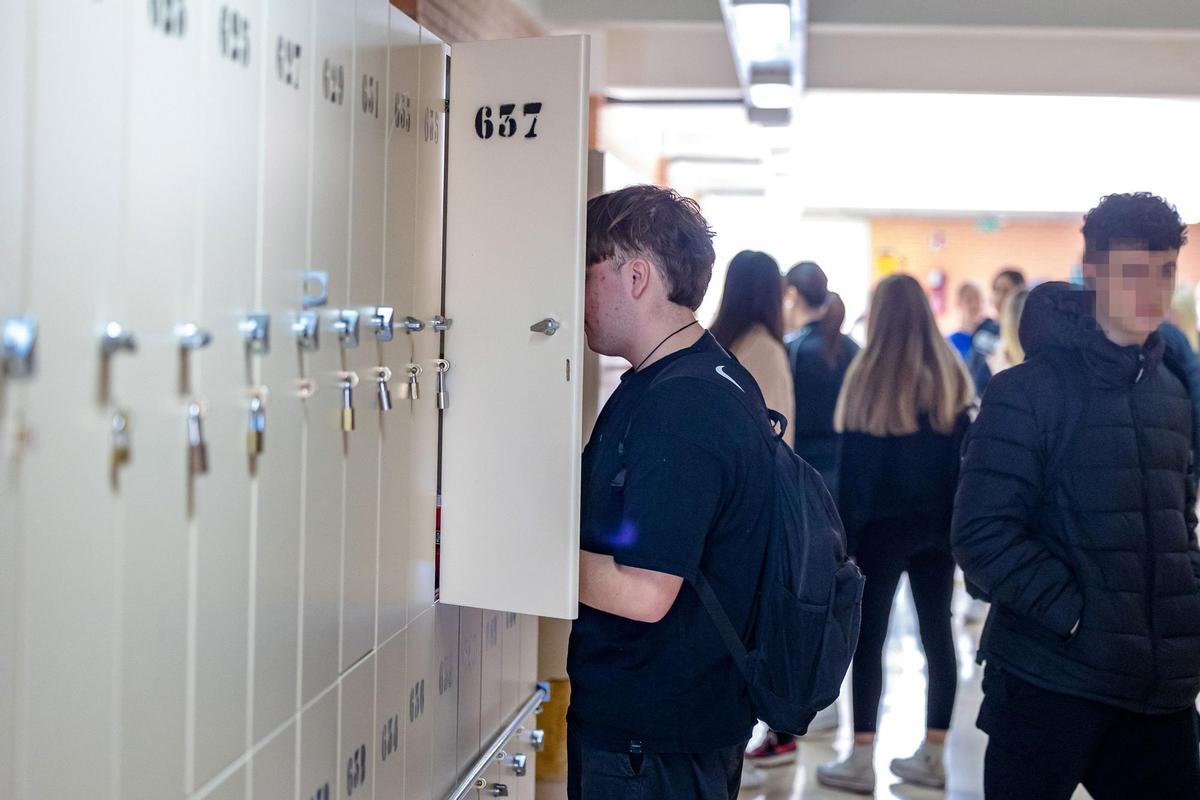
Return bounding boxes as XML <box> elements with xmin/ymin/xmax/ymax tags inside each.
<box><xmin>434</xmin><ymin>359</ymin><xmax>450</xmax><ymax>410</ymax></box>
<box><xmin>374</xmin><ymin>367</ymin><xmax>393</xmax><ymax>411</ymax></box>
<box><xmin>187</xmin><ymin>402</ymin><xmax>208</xmax><ymax>475</ymax></box>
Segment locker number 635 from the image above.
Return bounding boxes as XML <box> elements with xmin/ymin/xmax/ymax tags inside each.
<box><xmin>474</xmin><ymin>102</ymin><xmax>543</xmax><ymax>140</ymax></box>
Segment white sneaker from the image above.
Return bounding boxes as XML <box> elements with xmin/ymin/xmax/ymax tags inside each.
<box><xmin>816</xmin><ymin>746</ymin><xmax>875</xmax><ymax>795</ymax></box>
<box><xmin>802</xmin><ymin>702</ymin><xmax>840</xmax><ymax>736</ymax></box>
<box><xmin>740</xmin><ymin>762</ymin><xmax>769</xmax><ymax>790</ymax></box>
<box><xmin>889</xmin><ymin>742</ymin><xmax>946</xmax><ymax>789</ymax></box>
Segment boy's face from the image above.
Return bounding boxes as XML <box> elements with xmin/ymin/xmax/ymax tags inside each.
<box><xmin>1084</xmin><ymin>244</ymin><xmax>1178</xmax><ymax>340</ymax></box>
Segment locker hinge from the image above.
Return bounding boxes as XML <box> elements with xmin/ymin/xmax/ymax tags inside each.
<box><xmin>444</xmin><ymin>98</ymin><xmax>449</xmax><ymax>113</ymax></box>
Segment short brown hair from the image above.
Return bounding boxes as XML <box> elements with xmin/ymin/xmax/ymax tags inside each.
<box><xmin>586</xmin><ymin>185</ymin><xmax>716</xmax><ymax>311</ymax></box>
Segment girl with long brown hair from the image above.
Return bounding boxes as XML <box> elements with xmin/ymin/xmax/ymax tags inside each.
<box><xmin>817</xmin><ymin>274</ymin><xmax>974</xmax><ymax>794</ymax></box>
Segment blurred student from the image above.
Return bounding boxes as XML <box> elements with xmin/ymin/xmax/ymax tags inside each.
<box><xmin>711</xmin><ymin>251</ymin><xmax>795</xmax><ymax>448</ymax></box>
<box><xmin>816</xmin><ymin>274</ymin><xmax>974</xmax><ymax>794</ymax></box>
<box><xmin>952</xmin><ymin>282</ymin><xmax>1000</xmax><ymax>396</ymax></box>
<box><xmin>986</xmin><ymin>287</ymin><xmax>1030</xmax><ymax>375</ymax></box>
<box><xmin>782</xmin><ymin>261</ymin><xmax>861</xmax><ymax>496</ymax></box>
<box><xmin>992</xmin><ymin>266</ymin><xmax>1026</xmax><ymax>317</ymax></box>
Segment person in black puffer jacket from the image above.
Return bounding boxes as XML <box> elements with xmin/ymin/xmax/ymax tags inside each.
<box><xmin>953</xmin><ymin>192</ymin><xmax>1200</xmax><ymax>800</ymax></box>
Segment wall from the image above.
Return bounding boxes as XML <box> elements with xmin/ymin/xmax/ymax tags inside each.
<box><xmin>869</xmin><ymin>216</ymin><xmax>1200</xmax><ymax>326</ymax></box>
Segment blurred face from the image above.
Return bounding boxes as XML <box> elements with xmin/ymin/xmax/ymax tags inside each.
<box><xmin>958</xmin><ymin>286</ymin><xmax>983</xmax><ymax>324</ymax></box>
<box><xmin>1084</xmin><ymin>246</ymin><xmax>1178</xmax><ymax>342</ymax></box>
<box><xmin>993</xmin><ymin>275</ymin><xmax>1019</xmax><ymax>312</ymax></box>
<box><xmin>584</xmin><ymin>258</ymin><xmax>632</xmax><ymax>356</ymax></box>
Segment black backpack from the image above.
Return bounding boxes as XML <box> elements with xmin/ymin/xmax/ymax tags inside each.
<box><xmin>643</xmin><ymin>349</ymin><xmax>865</xmax><ymax>735</ymax></box>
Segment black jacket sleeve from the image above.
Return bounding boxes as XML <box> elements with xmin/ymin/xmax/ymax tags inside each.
<box><xmin>952</xmin><ymin>369</ymin><xmax>1084</xmax><ymax>637</ymax></box>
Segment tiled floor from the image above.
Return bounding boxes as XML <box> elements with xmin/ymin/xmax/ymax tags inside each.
<box><xmin>736</xmin><ymin>577</ymin><xmax>1091</xmax><ymax>800</ymax></box>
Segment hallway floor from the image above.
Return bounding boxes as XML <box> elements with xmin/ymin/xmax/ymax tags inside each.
<box><xmin>736</xmin><ymin>578</ymin><xmax>1091</xmax><ymax>800</ymax></box>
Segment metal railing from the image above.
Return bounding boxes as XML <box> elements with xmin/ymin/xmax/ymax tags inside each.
<box><xmin>445</xmin><ymin>681</ymin><xmax>550</xmax><ymax>800</ymax></box>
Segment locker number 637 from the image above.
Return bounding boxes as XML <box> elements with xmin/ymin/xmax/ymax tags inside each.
<box><xmin>474</xmin><ymin>102</ymin><xmax>543</xmax><ymax>140</ymax></box>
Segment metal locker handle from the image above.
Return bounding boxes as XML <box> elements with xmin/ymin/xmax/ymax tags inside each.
<box><xmin>530</xmin><ymin>318</ymin><xmax>560</xmax><ymax>336</ymax></box>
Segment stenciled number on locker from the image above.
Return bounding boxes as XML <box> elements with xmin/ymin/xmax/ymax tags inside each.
<box><xmin>380</xmin><ymin>714</ymin><xmax>400</xmax><ymax>761</ymax></box>
<box><xmin>408</xmin><ymin>677</ymin><xmax>425</xmax><ymax>723</ymax></box>
<box><xmin>323</xmin><ymin>57</ymin><xmax>345</xmax><ymax>105</ymax></box>
<box><xmin>149</xmin><ymin>0</ymin><xmax>188</xmax><ymax>36</ymax></box>
<box><xmin>473</xmin><ymin>102</ymin><xmax>543</xmax><ymax>140</ymax></box>
<box><xmin>276</xmin><ymin>35</ymin><xmax>302</xmax><ymax>89</ymax></box>
<box><xmin>218</xmin><ymin>6</ymin><xmax>251</xmax><ymax>66</ymax></box>
<box><xmin>309</xmin><ymin>783</ymin><xmax>331</xmax><ymax>800</ymax></box>
<box><xmin>345</xmin><ymin>743</ymin><xmax>368</xmax><ymax>796</ymax></box>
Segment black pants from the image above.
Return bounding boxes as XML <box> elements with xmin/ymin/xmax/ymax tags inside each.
<box><xmin>980</xmin><ymin>666</ymin><xmax>1200</xmax><ymax>800</ymax></box>
<box><xmin>852</xmin><ymin>535</ymin><xmax>957</xmax><ymax>733</ymax></box>
<box><xmin>567</xmin><ymin>730</ymin><xmax>747</xmax><ymax>800</ymax></box>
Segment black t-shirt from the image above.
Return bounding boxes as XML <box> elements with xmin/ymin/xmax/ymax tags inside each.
<box><xmin>566</xmin><ymin>333</ymin><xmax>773</xmax><ymax>753</ymax></box>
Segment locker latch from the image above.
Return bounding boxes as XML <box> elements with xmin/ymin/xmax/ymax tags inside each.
<box><xmin>526</xmin><ymin>729</ymin><xmax>545</xmax><ymax>752</ymax></box>
<box><xmin>176</xmin><ymin>322</ymin><xmax>212</xmax><ymax>395</ymax></box>
<box><xmin>334</xmin><ymin>309</ymin><xmax>360</xmax><ymax>349</ymax></box>
<box><xmin>99</xmin><ymin>321</ymin><xmax>137</xmax><ymax>404</ymax></box>
<box><xmin>429</xmin><ymin>315</ymin><xmax>452</xmax><ymax>332</ymax></box>
<box><xmin>370</xmin><ymin>306</ymin><xmax>426</xmax><ymax>342</ymax></box>
<box><xmin>508</xmin><ymin>752</ymin><xmax>527</xmax><ymax>777</ymax></box>
<box><xmin>292</xmin><ymin>312</ymin><xmax>320</xmax><ymax>351</ymax></box>
<box><xmin>1</xmin><ymin>315</ymin><xmax>37</xmax><ymax>379</ymax></box>
<box><xmin>530</xmin><ymin>318</ymin><xmax>560</xmax><ymax>336</ymax></box>
<box><xmin>239</xmin><ymin>312</ymin><xmax>270</xmax><ymax>355</ymax></box>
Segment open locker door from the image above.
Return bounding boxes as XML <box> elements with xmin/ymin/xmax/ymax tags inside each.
<box><xmin>441</xmin><ymin>35</ymin><xmax>588</xmax><ymax>620</ymax></box>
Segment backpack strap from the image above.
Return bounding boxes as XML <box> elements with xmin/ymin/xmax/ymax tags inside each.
<box><xmin>692</xmin><ymin>573</ymin><xmax>753</xmax><ymax>681</ymax></box>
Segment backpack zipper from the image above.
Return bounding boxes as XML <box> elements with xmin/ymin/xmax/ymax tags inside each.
<box><xmin>1128</xmin><ymin>361</ymin><xmax>1160</xmax><ymax>710</ymax></box>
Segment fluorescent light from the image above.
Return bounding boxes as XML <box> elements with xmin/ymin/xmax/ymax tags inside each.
<box><xmin>748</xmin><ymin>83</ymin><xmax>794</xmax><ymax>109</ymax></box>
<box><xmin>732</xmin><ymin>2</ymin><xmax>791</xmax><ymax>63</ymax></box>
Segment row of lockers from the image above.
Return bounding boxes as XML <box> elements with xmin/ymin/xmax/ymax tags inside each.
<box><xmin>0</xmin><ymin>0</ymin><xmax>586</xmax><ymax>797</ymax></box>
<box><xmin>192</xmin><ymin>605</ymin><xmax>540</xmax><ymax>800</ymax></box>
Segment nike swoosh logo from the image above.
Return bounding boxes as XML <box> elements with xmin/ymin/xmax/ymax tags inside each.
<box><xmin>715</xmin><ymin>365</ymin><xmax>745</xmax><ymax>392</ymax></box>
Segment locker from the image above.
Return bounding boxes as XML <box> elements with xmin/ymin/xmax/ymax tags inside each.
<box><xmin>17</xmin><ymin>1</ymin><xmax>127</xmax><ymax>797</ymax></box>
<box><xmin>191</xmin><ymin>0</ymin><xmax>264</xmax><ymax>786</ymax></box>
<box><xmin>456</xmin><ymin>607</ymin><xmax>484</xmax><ymax>779</ymax></box>
<box><xmin>480</xmin><ymin>610</ymin><xmax>503</xmax><ymax>744</ymax></box>
<box><xmin>376</xmin><ymin>2</ymin><xmax>421</xmax><ymax>648</ymax></box>
<box><xmin>439</xmin><ymin>36</ymin><xmax>590</xmax><ymax>620</ymax></box>
<box><xmin>431</xmin><ymin>602</ymin><xmax>461</xmax><ymax>797</ymax></box>
<box><xmin>302</xmin><ymin>0</ymin><xmax>355</xmax><ymax>705</ymax></box>
<box><xmin>520</xmin><ymin>614</ymin><xmax>539</xmax><ymax>695</ymax></box>
<box><xmin>338</xmin><ymin>653</ymin><xmax>376</xmax><ymax>800</ymax></box>
<box><xmin>407</xmin><ymin>30</ymin><xmax>448</xmax><ymax>619</ymax></box>
<box><xmin>252</xmin><ymin>0</ymin><xmax>312</xmax><ymax>742</ymax></box>
<box><xmin>299</xmin><ymin>687</ymin><xmax>339</xmax><ymax>800</ymax></box>
<box><xmin>512</xmin><ymin>712</ymin><xmax>539</xmax><ymax>800</ymax></box>
<box><xmin>117</xmin><ymin>0</ymin><xmax>203</xmax><ymax>795</ymax></box>
<box><xmin>341</xmin><ymin>0</ymin><xmax>389</xmax><ymax>671</ymax></box>
<box><xmin>0</xmin><ymin>0</ymin><xmax>27</xmax><ymax>793</ymax></box>
<box><xmin>373</xmin><ymin>630</ymin><xmax>406</xmax><ymax>797</ymax></box>
<box><xmin>196</xmin><ymin>765</ymin><xmax>246</xmax><ymax>800</ymax></box>
<box><xmin>403</xmin><ymin>607</ymin><xmax>435</xmax><ymax>800</ymax></box>
<box><xmin>250</xmin><ymin>722</ymin><xmax>297</xmax><ymax>800</ymax></box>
<box><xmin>501</xmin><ymin>611</ymin><xmax>522</xmax><ymax>720</ymax></box>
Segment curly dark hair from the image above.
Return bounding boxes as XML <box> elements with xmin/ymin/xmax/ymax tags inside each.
<box><xmin>586</xmin><ymin>185</ymin><xmax>716</xmax><ymax>311</ymax></box>
<box><xmin>1082</xmin><ymin>192</ymin><xmax>1188</xmax><ymax>261</ymax></box>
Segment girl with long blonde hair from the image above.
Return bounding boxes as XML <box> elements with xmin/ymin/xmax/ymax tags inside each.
<box><xmin>817</xmin><ymin>274</ymin><xmax>974</xmax><ymax>794</ymax></box>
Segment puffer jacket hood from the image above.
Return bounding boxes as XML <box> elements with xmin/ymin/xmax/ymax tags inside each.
<box><xmin>1018</xmin><ymin>281</ymin><xmax>1165</xmax><ymax>388</ymax></box>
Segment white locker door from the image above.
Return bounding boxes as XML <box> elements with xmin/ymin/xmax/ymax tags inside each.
<box><xmin>403</xmin><ymin>607</ymin><xmax>434</xmax><ymax>800</ymax></box>
<box><xmin>302</xmin><ymin>0</ymin><xmax>355</xmax><ymax>705</ymax></box>
<box><xmin>341</xmin><ymin>0</ymin><xmax>388</xmax><ymax>671</ymax></box>
<box><xmin>439</xmin><ymin>36</ymin><xmax>589</xmax><ymax>620</ymax></box>
<box><xmin>192</xmin><ymin>0</ymin><xmax>263</xmax><ymax>786</ymax></box>
<box><xmin>480</xmin><ymin>610</ymin><xmax>503</xmax><ymax>744</ymax></box>
<box><xmin>377</xmin><ymin>2</ymin><xmax>420</xmax><ymax>649</ymax></box>
<box><xmin>338</xmin><ymin>653</ymin><xmax>376</xmax><ymax>800</ymax></box>
<box><xmin>520</xmin><ymin>614</ymin><xmax>538</xmax><ymax>694</ymax></box>
<box><xmin>0</xmin><ymin>0</ymin><xmax>28</xmax><ymax>794</ymax></box>
<box><xmin>299</xmin><ymin>688</ymin><xmax>339</xmax><ymax>800</ymax></box>
<box><xmin>431</xmin><ymin>603</ymin><xmax>461</xmax><ymax>798</ymax></box>
<box><xmin>18</xmin><ymin>1</ymin><xmax>126</xmax><ymax>797</ymax></box>
<box><xmin>118</xmin><ymin>0</ymin><xmax>202</xmax><ymax>796</ymax></box>
<box><xmin>408</xmin><ymin>30</ymin><xmax>447</xmax><ymax>618</ymax></box>
<box><xmin>373</xmin><ymin>631</ymin><xmax>406</xmax><ymax>796</ymax></box>
<box><xmin>253</xmin><ymin>0</ymin><xmax>311</xmax><ymax>743</ymax></box>
<box><xmin>251</xmin><ymin>723</ymin><xmax>297</xmax><ymax>800</ymax></box>
<box><xmin>456</xmin><ymin>607</ymin><xmax>483</xmax><ymax>775</ymax></box>
<box><xmin>501</xmin><ymin>611</ymin><xmax>521</xmax><ymax>719</ymax></box>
